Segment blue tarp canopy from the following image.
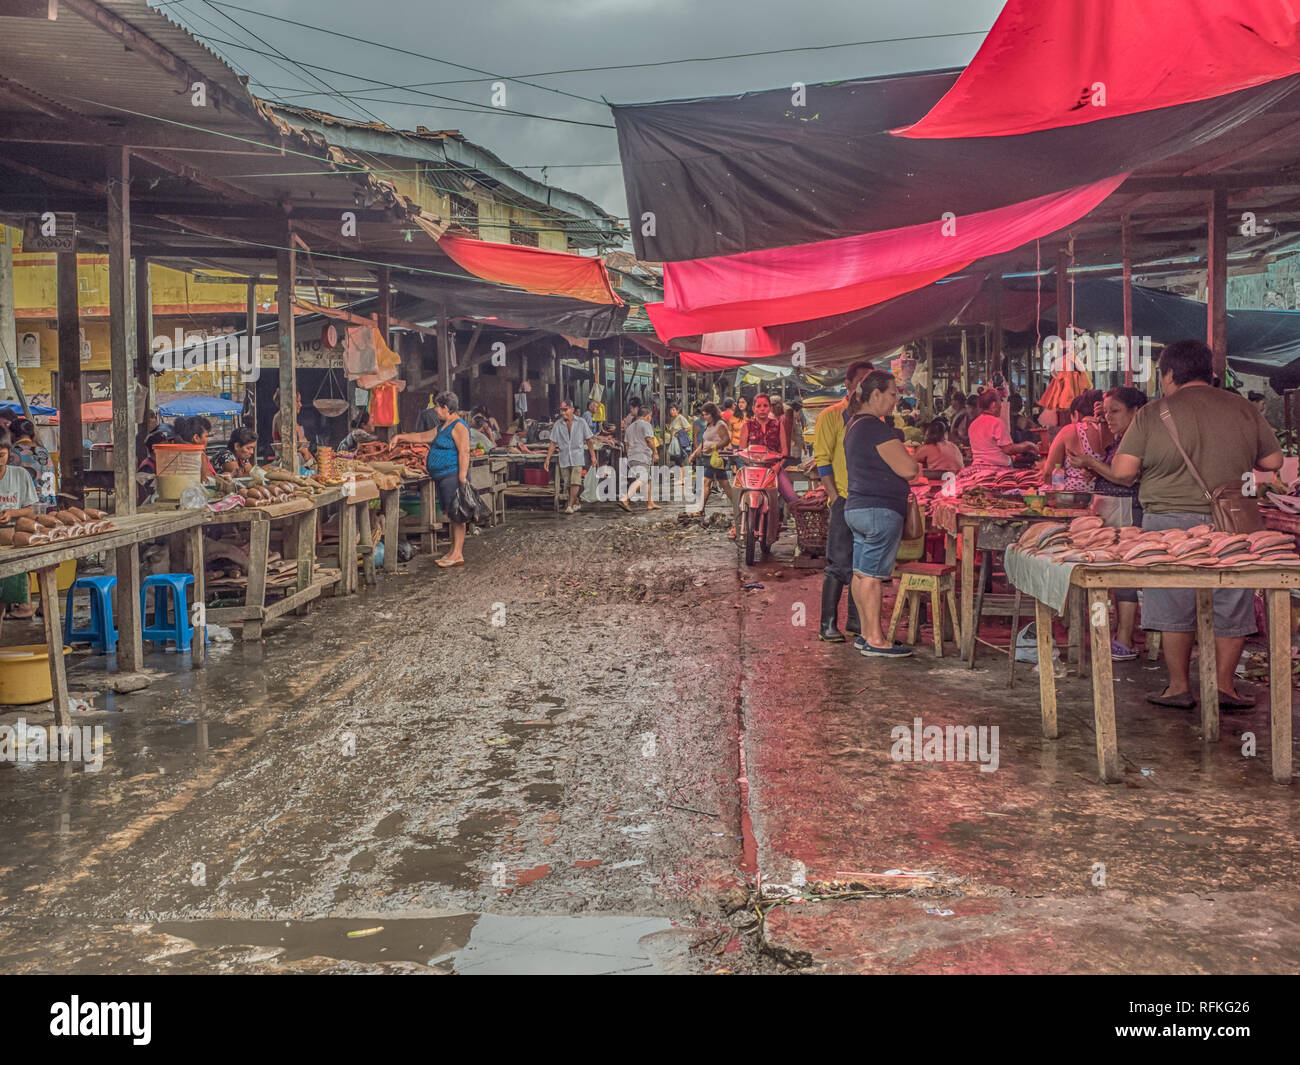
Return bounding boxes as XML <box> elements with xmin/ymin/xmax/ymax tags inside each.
<box><xmin>1044</xmin><ymin>280</ymin><xmax>1300</xmax><ymax>385</ymax></box>
<box><xmin>157</xmin><ymin>396</ymin><xmax>241</xmax><ymax>418</ymax></box>
<box><xmin>0</xmin><ymin>400</ymin><xmax>58</xmax><ymax>416</ymax></box>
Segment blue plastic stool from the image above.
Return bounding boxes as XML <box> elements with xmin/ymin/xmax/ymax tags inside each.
<box><xmin>63</xmin><ymin>575</ymin><xmax>118</xmax><ymax>654</ymax></box>
<box><xmin>141</xmin><ymin>573</ymin><xmax>198</xmax><ymax>651</ymax></box>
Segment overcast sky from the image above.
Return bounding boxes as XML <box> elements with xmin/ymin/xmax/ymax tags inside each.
<box><xmin>158</xmin><ymin>0</ymin><xmax>1005</xmax><ymax>224</ymax></box>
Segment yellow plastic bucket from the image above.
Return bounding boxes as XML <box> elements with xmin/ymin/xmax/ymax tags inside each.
<box><xmin>154</xmin><ymin>442</ymin><xmax>205</xmax><ymax>500</ymax></box>
<box><xmin>0</xmin><ymin>644</ymin><xmax>72</xmax><ymax>705</ymax></box>
<box><xmin>28</xmin><ymin>557</ymin><xmax>76</xmax><ymax>597</ymax></box>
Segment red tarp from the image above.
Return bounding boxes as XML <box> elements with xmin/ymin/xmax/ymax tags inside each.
<box><xmin>437</xmin><ymin>234</ymin><xmax>623</xmax><ymax>305</ymax></box>
<box><xmin>678</xmin><ymin>350</ymin><xmax>752</xmax><ymax>371</ymax></box>
<box><xmin>646</xmin><ymin>174</ymin><xmax>1126</xmax><ymax>342</ymax></box>
<box><xmin>898</xmin><ymin>0</ymin><xmax>1300</xmax><ymax>140</ymax></box>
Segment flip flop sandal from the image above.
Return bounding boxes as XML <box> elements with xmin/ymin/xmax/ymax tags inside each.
<box><xmin>617</xmin><ymin>500</ymin><xmax>632</xmax><ymax>513</ymax></box>
<box><xmin>1218</xmin><ymin>691</ymin><xmax>1256</xmax><ymax>711</ymax></box>
<box><xmin>1146</xmin><ymin>691</ymin><xmax>1196</xmax><ymax>709</ymax></box>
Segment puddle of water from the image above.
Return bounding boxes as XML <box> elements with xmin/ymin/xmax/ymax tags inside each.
<box><xmin>150</xmin><ymin>914</ymin><xmax>680</xmax><ymax>974</ymax></box>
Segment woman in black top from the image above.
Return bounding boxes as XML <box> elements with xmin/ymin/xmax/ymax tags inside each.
<box><xmin>843</xmin><ymin>371</ymin><xmax>920</xmax><ymax>657</ymax></box>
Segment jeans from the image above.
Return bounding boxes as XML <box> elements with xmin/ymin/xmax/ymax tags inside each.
<box><xmin>844</xmin><ymin>506</ymin><xmax>905</xmax><ymax>580</ymax></box>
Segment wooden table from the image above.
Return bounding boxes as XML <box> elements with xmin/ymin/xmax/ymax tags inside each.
<box><xmin>201</xmin><ymin>488</ymin><xmax>343</xmax><ymax>640</ymax></box>
<box><xmin>931</xmin><ymin>501</ymin><xmax>1091</xmax><ymax>664</ymax></box>
<box><xmin>0</xmin><ymin>509</ymin><xmax>208</xmax><ymax>726</ymax></box>
<box><xmin>1007</xmin><ymin>552</ymin><xmax>1298</xmax><ymax>785</ymax></box>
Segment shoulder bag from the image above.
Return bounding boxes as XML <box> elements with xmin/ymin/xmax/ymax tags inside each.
<box><xmin>1157</xmin><ymin>401</ymin><xmax>1261</xmax><ymax>533</ymax></box>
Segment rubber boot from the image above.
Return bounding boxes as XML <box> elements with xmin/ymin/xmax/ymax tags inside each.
<box><xmin>819</xmin><ymin>576</ymin><xmax>846</xmax><ymax>642</ymax></box>
<box><xmin>845</xmin><ymin>587</ymin><xmax>862</xmax><ymax>638</ymax></box>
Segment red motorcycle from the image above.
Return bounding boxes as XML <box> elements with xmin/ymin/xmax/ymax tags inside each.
<box><xmin>733</xmin><ymin>444</ymin><xmax>786</xmax><ymax>566</ymax></box>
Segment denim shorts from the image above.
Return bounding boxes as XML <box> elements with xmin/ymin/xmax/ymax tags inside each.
<box><xmin>844</xmin><ymin>506</ymin><xmax>905</xmax><ymax>580</ymax></box>
<box><xmin>1139</xmin><ymin>511</ymin><xmax>1256</xmax><ymax>636</ymax></box>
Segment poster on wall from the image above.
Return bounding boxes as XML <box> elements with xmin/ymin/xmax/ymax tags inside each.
<box><xmin>79</xmin><ymin>327</ymin><xmax>92</xmax><ymax>364</ymax></box>
<box><xmin>17</xmin><ymin>331</ymin><xmax>42</xmax><ymax>368</ymax></box>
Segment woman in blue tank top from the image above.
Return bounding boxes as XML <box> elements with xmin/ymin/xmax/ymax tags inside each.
<box><xmin>392</xmin><ymin>390</ymin><xmax>470</xmax><ymax>567</ymax></box>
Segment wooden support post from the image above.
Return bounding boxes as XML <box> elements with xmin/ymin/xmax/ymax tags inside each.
<box><xmin>1087</xmin><ymin>587</ymin><xmax>1121</xmax><ymax>782</ymax></box>
<box><xmin>1056</xmin><ymin>248</ymin><xmax>1070</xmax><ymax>341</ymax></box>
<box><xmin>1121</xmin><ymin>214</ymin><xmax>1134</xmax><ymax>387</ymax></box>
<box><xmin>338</xmin><ymin>496</ymin><xmax>357</xmax><ymax>595</ymax></box>
<box><xmin>134</xmin><ymin>256</ymin><xmax>153</xmax><ymax>435</ymax></box>
<box><xmin>1035</xmin><ymin>598</ymin><xmax>1058</xmax><ymax>739</ymax></box>
<box><xmin>294</xmin><ymin>509</ymin><xmax>316</xmax><ymax>615</ymax></box>
<box><xmin>56</xmin><ymin>249</ymin><xmax>84</xmax><ymax>505</ymax></box>
<box><xmin>382</xmin><ymin>487</ymin><xmax>400</xmax><ymax>571</ymax></box>
<box><xmin>615</xmin><ymin>350</ymin><xmax>625</xmax><ymax>426</ymax></box>
<box><xmin>419</xmin><ymin>478</ymin><xmax>435</xmax><ymax>554</ymax></box>
<box><xmin>358</xmin><ymin>504</ymin><xmax>376</xmax><ymax>586</ymax></box>
<box><xmin>989</xmin><ymin>276</ymin><xmax>1004</xmax><ymax>382</ymax></box>
<box><xmin>1267</xmin><ymin>589</ymin><xmax>1293</xmax><ymax>784</ymax></box>
<box><xmin>38</xmin><ymin>566</ymin><xmax>70</xmax><ymax>728</ymax></box>
<box><xmin>959</xmin><ymin>523</ymin><xmax>975</xmax><ymax>661</ymax></box>
<box><xmin>187</xmin><ymin>523</ymin><xmax>205</xmax><ymax>667</ymax></box>
<box><xmin>0</xmin><ymin>227</ymin><xmax>15</xmax><ymax>403</ymax></box>
<box><xmin>245</xmin><ymin>278</ymin><xmax>258</xmax><ymax>431</ymax></box>
<box><xmin>921</xmin><ymin>338</ymin><xmax>934</xmax><ymax>419</ymax></box>
<box><xmin>959</xmin><ymin>329</ymin><xmax>969</xmax><ymax>394</ymax></box>
<box><xmin>376</xmin><ymin>265</ymin><xmax>391</xmax><ymax>350</ymax></box>
<box><xmin>276</xmin><ymin>243</ymin><xmax>297</xmax><ymax>469</ymax></box>
<box><xmin>243</xmin><ymin>517</ymin><xmax>269</xmax><ymax>640</ymax></box>
<box><xmin>107</xmin><ymin>147</ymin><xmax>136</xmax><ymax>514</ymax></box>
<box><xmin>114</xmin><ymin>543</ymin><xmax>143</xmax><ymax>671</ymax></box>
<box><xmin>1196</xmin><ymin>588</ymin><xmax>1219</xmax><ymax>741</ymax></box>
<box><xmin>1207</xmin><ymin>187</ymin><xmax>1229</xmax><ymax>384</ymax></box>
<box><xmin>436</xmin><ymin>303</ymin><xmax>452</xmax><ymax>393</ymax></box>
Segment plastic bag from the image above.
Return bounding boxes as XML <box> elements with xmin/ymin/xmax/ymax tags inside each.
<box><xmin>448</xmin><ymin>481</ymin><xmax>491</xmax><ymax>526</ymax></box>
<box><xmin>580</xmin><ymin>466</ymin><xmax>601</xmax><ymax>503</ymax></box>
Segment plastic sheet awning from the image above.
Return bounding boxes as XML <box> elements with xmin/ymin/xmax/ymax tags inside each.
<box><xmin>157</xmin><ymin>396</ymin><xmax>242</xmax><ymax>418</ymax></box>
<box><xmin>395</xmin><ymin>275</ymin><xmax>628</xmax><ymax>339</ymax></box>
<box><xmin>646</xmin><ymin>175</ymin><xmax>1125</xmax><ymax>341</ymax></box>
<box><xmin>437</xmin><ymin>234</ymin><xmax>623</xmax><ymax>306</ymax></box>
<box><xmin>613</xmin><ymin>72</ymin><xmax>1300</xmax><ymax>262</ymax></box>
<box><xmin>897</xmin><ymin>0</ymin><xmax>1300</xmax><ymax>139</ymax></box>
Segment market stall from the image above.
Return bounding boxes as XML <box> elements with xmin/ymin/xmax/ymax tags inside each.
<box><xmin>1005</xmin><ymin>520</ymin><xmax>1300</xmax><ymax>784</ymax></box>
<box><xmin>926</xmin><ymin>467</ymin><xmax>1091</xmax><ymax>663</ymax></box>
<box><xmin>200</xmin><ymin>487</ymin><xmax>345</xmax><ymax>641</ymax></box>
<box><xmin>0</xmin><ymin>510</ymin><xmax>208</xmax><ymax>725</ymax></box>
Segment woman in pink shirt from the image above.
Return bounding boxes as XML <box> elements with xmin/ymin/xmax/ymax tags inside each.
<box><xmin>913</xmin><ymin>419</ymin><xmax>965</xmax><ymax>473</ymax></box>
<box><xmin>968</xmin><ymin>391</ymin><xmax>1038</xmax><ymax>468</ymax></box>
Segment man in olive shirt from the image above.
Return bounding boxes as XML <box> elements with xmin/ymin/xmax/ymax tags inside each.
<box><xmin>1111</xmin><ymin>340</ymin><xmax>1283</xmax><ymax>711</ymax></box>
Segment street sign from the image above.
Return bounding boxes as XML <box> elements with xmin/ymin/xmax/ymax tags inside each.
<box><xmin>20</xmin><ymin>212</ymin><xmax>76</xmax><ymax>252</ymax></box>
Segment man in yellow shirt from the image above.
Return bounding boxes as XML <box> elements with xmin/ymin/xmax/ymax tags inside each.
<box><xmin>813</xmin><ymin>359</ymin><xmax>873</xmax><ymax>642</ymax></box>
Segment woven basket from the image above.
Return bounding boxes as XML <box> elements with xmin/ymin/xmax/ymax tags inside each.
<box><xmin>794</xmin><ymin>504</ymin><xmax>829</xmax><ymax>555</ymax></box>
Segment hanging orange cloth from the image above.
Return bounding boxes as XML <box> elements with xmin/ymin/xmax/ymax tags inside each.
<box><xmin>370</xmin><ymin>381</ymin><xmax>399</xmax><ymax>426</ymax></box>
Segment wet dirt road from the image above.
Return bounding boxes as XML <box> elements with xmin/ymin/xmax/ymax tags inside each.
<box><xmin>0</xmin><ymin>506</ymin><xmax>761</xmax><ymax>974</ymax></box>
<box><xmin>3</xmin><ymin>500</ymin><xmax>1298</xmax><ymax>974</ymax></box>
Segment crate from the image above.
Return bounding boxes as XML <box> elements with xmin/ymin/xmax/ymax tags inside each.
<box><xmin>794</xmin><ymin>503</ymin><xmax>829</xmax><ymax>556</ymax></box>
<box><xmin>523</xmin><ymin>466</ymin><xmax>551</xmax><ymax>486</ymax></box>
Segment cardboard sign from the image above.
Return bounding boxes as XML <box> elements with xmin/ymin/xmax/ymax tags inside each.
<box><xmin>20</xmin><ymin>212</ymin><xmax>76</xmax><ymax>252</ymax></box>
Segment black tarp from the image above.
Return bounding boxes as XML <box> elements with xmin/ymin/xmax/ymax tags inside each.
<box><xmin>395</xmin><ymin>273</ymin><xmax>628</xmax><ymax>339</ymax></box>
<box><xmin>612</xmin><ymin>73</ymin><xmax>1300</xmax><ymax>262</ymax></box>
<box><xmin>1043</xmin><ymin>279</ymin><xmax>1300</xmax><ymax>383</ymax></box>
<box><xmin>639</xmin><ymin>274</ymin><xmax>984</xmax><ymax>370</ymax></box>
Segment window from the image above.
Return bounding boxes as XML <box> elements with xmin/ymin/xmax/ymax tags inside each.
<box><xmin>449</xmin><ymin>193</ymin><xmax>478</xmax><ymax>236</ymax></box>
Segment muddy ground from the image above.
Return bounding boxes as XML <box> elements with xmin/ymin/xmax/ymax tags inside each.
<box><xmin>0</xmin><ymin>498</ymin><xmax>1297</xmax><ymax>974</ymax></box>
